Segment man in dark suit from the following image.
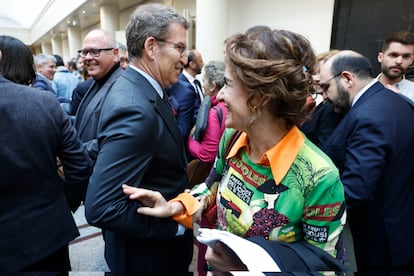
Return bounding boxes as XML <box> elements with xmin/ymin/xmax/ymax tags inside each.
<box><xmin>84</xmin><ymin>3</ymin><xmax>193</xmax><ymax>273</ymax></box>
<box><xmin>74</xmin><ymin>29</ymin><xmax>124</xmax><ymax>163</ymax></box>
<box><xmin>167</xmin><ymin>49</ymin><xmax>204</xmax><ymax>141</ymax></box>
<box><xmin>0</xmin><ymin>74</ymin><xmax>92</xmax><ymax>271</ymax></box>
<box><xmin>321</xmin><ymin>50</ymin><xmax>414</xmax><ymax>271</ymax></box>
<box><xmin>300</xmin><ymin>100</ymin><xmax>343</xmax><ymax>148</ymax></box>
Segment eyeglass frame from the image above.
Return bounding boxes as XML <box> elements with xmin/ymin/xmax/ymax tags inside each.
<box><xmin>319</xmin><ymin>71</ymin><xmax>342</xmax><ymax>93</ymax></box>
<box><xmin>154</xmin><ymin>37</ymin><xmax>187</xmax><ymax>57</ymax></box>
<box><xmin>77</xmin><ymin>48</ymin><xmax>114</xmax><ymax>58</ymax></box>
<box><xmin>120</xmin><ymin>57</ymin><xmax>129</xmax><ymax>63</ymax></box>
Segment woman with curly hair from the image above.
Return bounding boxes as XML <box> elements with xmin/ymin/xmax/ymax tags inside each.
<box><xmin>123</xmin><ymin>26</ymin><xmax>346</xmax><ymax>273</ymax></box>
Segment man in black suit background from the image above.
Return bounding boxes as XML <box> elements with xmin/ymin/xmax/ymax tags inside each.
<box><xmin>0</xmin><ymin>36</ymin><xmax>92</xmax><ymax>272</ymax></box>
<box><xmin>74</xmin><ymin>29</ymin><xmax>124</xmax><ymax>163</ymax></box>
<box><xmin>84</xmin><ymin>3</ymin><xmax>193</xmax><ymax>273</ymax></box>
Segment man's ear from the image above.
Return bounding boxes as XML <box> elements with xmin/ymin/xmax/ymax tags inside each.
<box><xmin>113</xmin><ymin>48</ymin><xmax>119</xmax><ymax>62</ymax></box>
<box><xmin>377</xmin><ymin>52</ymin><xmax>384</xmax><ymax>63</ymax></box>
<box><xmin>209</xmin><ymin>82</ymin><xmax>217</xmax><ymax>93</ymax></box>
<box><xmin>144</xmin><ymin>37</ymin><xmax>157</xmax><ymax>60</ymax></box>
<box><xmin>341</xmin><ymin>71</ymin><xmax>354</xmax><ymax>88</ymax></box>
<box><xmin>189</xmin><ymin>60</ymin><xmax>197</xmax><ymax>69</ymax></box>
<box><xmin>0</xmin><ymin>50</ymin><xmax>2</xmax><ymax>62</ymax></box>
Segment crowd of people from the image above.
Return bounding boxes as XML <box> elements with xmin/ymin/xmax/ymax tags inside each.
<box><xmin>1</xmin><ymin>2</ymin><xmax>414</xmax><ymax>274</ymax></box>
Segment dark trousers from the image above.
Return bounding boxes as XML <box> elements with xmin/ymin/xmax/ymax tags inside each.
<box><xmin>22</xmin><ymin>245</ymin><xmax>70</xmax><ymax>275</ymax></box>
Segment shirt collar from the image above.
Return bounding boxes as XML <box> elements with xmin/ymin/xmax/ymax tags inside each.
<box><xmin>129</xmin><ymin>64</ymin><xmax>164</xmax><ymax>99</ymax></box>
<box><xmin>182</xmin><ymin>70</ymin><xmax>195</xmax><ymax>83</ymax></box>
<box><xmin>227</xmin><ymin>126</ymin><xmax>304</xmax><ymax>184</ymax></box>
<box><xmin>352</xmin><ymin>79</ymin><xmax>378</xmax><ymax>106</ymax></box>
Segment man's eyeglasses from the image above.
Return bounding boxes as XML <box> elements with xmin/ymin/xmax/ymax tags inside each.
<box><xmin>155</xmin><ymin>37</ymin><xmax>187</xmax><ymax>57</ymax></box>
<box><xmin>120</xmin><ymin>57</ymin><xmax>129</xmax><ymax>63</ymax></box>
<box><xmin>319</xmin><ymin>71</ymin><xmax>342</xmax><ymax>93</ymax></box>
<box><xmin>78</xmin><ymin>48</ymin><xmax>114</xmax><ymax>58</ymax></box>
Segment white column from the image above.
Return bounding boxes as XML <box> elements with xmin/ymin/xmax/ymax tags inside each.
<box><xmin>196</xmin><ymin>0</ymin><xmax>229</xmax><ymax>62</ymax></box>
<box><xmin>67</xmin><ymin>26</ymin><xmax>82</xmax><ymax>59</ymax></box>
<box><xmin>41</xmin><ymin>41</ymin><xmax>52</xmax><ymax>54</ymax></box>
<box><xmin>61</xmin><ymin>35</ymin><xmax>70</xmax><ymax>62</ymax></box>
<box><xmin>100</xmin><ymin>4</ymin><xmax>119</xmax><ymax>35</ymax></box>
<box><xmin>51</xmin><ymin>35</ymin><xmax>62</xmax><ymax>56</ymax></box>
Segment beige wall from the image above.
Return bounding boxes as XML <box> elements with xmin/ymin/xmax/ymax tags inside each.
<box><xmin>195</xmin><ymin>0</ymin><xmax>334</xmax><ymax>64</ymax></box>
<box><xmin>227</xmin><ymin>0</ymin><xmax>335</xmax><ymax>55</ymax></box>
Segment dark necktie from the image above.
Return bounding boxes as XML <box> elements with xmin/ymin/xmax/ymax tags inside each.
<box><xmin>162</xmin><ymin>91</ymin><xmax>174</xmax><ymax>116</ymax></box>
<box><xmin>193</xmin><ymin>79</ymin><xmax>204</xmax><ymax>100</ymax></box>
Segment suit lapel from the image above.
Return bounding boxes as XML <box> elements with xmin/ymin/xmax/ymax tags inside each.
<box><xmin>76</xmin><ymin>68</ymin><xmax>123</xmax><ymax>136</ymax></box>
<box><xmin>124</xmin><ymin>69</ymin><xmax>187</xmax><ymax>164</ymax></box>
<box><xmin>155</xmin><ymin>92</ymin><xmax>186</xmax><ymax>160</ymax></box>
<box><xmin>352</xmin><ymin>81</ymin><xmax>382</xmax><ymax>109</ymax></box>
<box><xmin>77</xmin><ymin>84</ymin><xmax>106</xmax><ymax>136</ymax></box>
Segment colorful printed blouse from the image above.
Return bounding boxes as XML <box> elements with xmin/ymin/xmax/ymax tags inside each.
<box><xmin>191</xmin><ymin>127</ymin><xmax>346</xmax><ymax>256</ymax></box>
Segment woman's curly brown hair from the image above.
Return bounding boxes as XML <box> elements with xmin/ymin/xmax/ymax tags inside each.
<box><xmin>224</xmin><ymin>27</ymin><xmax>317</xmax><ymax>129</ymax></box>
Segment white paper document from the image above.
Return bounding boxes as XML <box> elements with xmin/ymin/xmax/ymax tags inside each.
<box><xmin>196</xmin><ymin>228</ymin><xmax>281</xmax><ymax>273</ymax></box>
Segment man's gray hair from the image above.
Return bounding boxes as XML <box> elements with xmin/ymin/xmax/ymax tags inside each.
<box><xmin>34</xmin><ymin>53</ymin><xmax>56</xmax><ymax>66</ymax></box>
<box><xmin>125</xmin><ymin>3</ymin><xmax>189</xmax><ymax>58</ymax></box>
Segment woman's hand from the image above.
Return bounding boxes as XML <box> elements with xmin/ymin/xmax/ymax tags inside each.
<box><xmin>122</xmin><ymin>184</ymin><xmax>184</xmax><ymax>217</ymax></box>
<box><xmin>205</xmin><ymin>241</ymin><xmax>248</xmax><ymax>272</ymax></box>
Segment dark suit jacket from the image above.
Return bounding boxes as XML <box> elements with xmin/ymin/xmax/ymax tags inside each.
<box><xmin>323</xmin><ymin>81</ymin><xmax>414</xmax><ymax>269</ymax></box>
<box><xmin>32</xmin><ymin>73</ymin><xmax>55</xmax><ymax>94</ymax></box>
<box><xmin>0</xmin><ymin>76</ymin><xmax>92</xmax><ymax>271</ymax></box>
<box><xmin>84</xmin><ymin>68</ymin><xmax>193</xmax><ymax>273</ymax></box>
<box><xmin>166</xmin><ymin>73</ymin><xmax>201</xmax><ymax>142</ymax></box>
<box><xmin>74</xmin><ymin>66</ymin><xmax>123</xmax><ymax>162</ymax></box>
<box><xmin>70</xmin><ymin>77</ymin><xmax>94</xmax><ymax>115</ymax></box>
<box><xmin>300</xmin><ymin>101</ymin><xmax>343</xmax><ymax>148</ymax></box>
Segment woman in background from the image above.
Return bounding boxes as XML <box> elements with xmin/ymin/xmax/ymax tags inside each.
<box><xmin>187</xmin><ymin>60</ymin><xmax>227</xmax><ymax>163</ymax></box>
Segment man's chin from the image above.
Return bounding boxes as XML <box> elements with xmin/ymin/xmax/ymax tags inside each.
<box><xmin>387</xmin><ymin>69</ymin><xmax>404</xmax><ymax>79</ymax></box>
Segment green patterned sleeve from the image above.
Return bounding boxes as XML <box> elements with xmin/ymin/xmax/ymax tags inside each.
<box><xmin>301</xmin><ymin>170</ymin><xmax>346</xmax><ymax>257</ymax></box>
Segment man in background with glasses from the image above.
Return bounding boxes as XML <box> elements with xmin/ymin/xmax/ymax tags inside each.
<box><xmin>84</xmin><ymin>3</ymin><xmax>193</xmax><ymax>273</ymax></box>
<box><xmin>117</xmin><ymin>42</ymin><xmax>129</xmax><ymax>70</ymax></box>
<box><xmin>73</xmin><ymin>29</ymin><xmax>124</xmax><ymax>163</ymax></box>
<box><xmin>321</xmin><ymin>50</ymin><xmax>414</xmax><ymax>272</ymax></box>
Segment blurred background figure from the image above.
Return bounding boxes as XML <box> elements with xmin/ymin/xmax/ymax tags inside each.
<box><xmin>300</xmin><ymin>50</ymin><xmax>344</xmax><ymax>148</ymax></box>
<box><xmin>53</xmin><ymin>54</ymin><xmax>80</xmax><ymax>107</ymax></box>
<box><xmin>67</xmin><ymin>58</ymin><xmax>78</xmax><ymax>76</ymax></box>
<box><xmin>33</xmin><ymin>53</ymin><xmax>57</xmax><ymax>93</ymax></box>
<box><xmin>117</xmin><ymin>42</ymin><xmax>129</xmax><ymax>70</ymax></box>
<box><xmin>188</xmin><ymin>60</ymin><xmax>226</xmax><ymax>162</ymax></box>
<box><xmin>186</xmin><ymin>60</ymin><xmax>226</xmax><ymax>186</ymax></box>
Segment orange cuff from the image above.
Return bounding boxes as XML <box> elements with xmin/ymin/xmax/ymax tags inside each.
<box><xmin>170</xmin><ymin>193</ymin><xmax>201</xmax><ymax>229</ymax></box>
